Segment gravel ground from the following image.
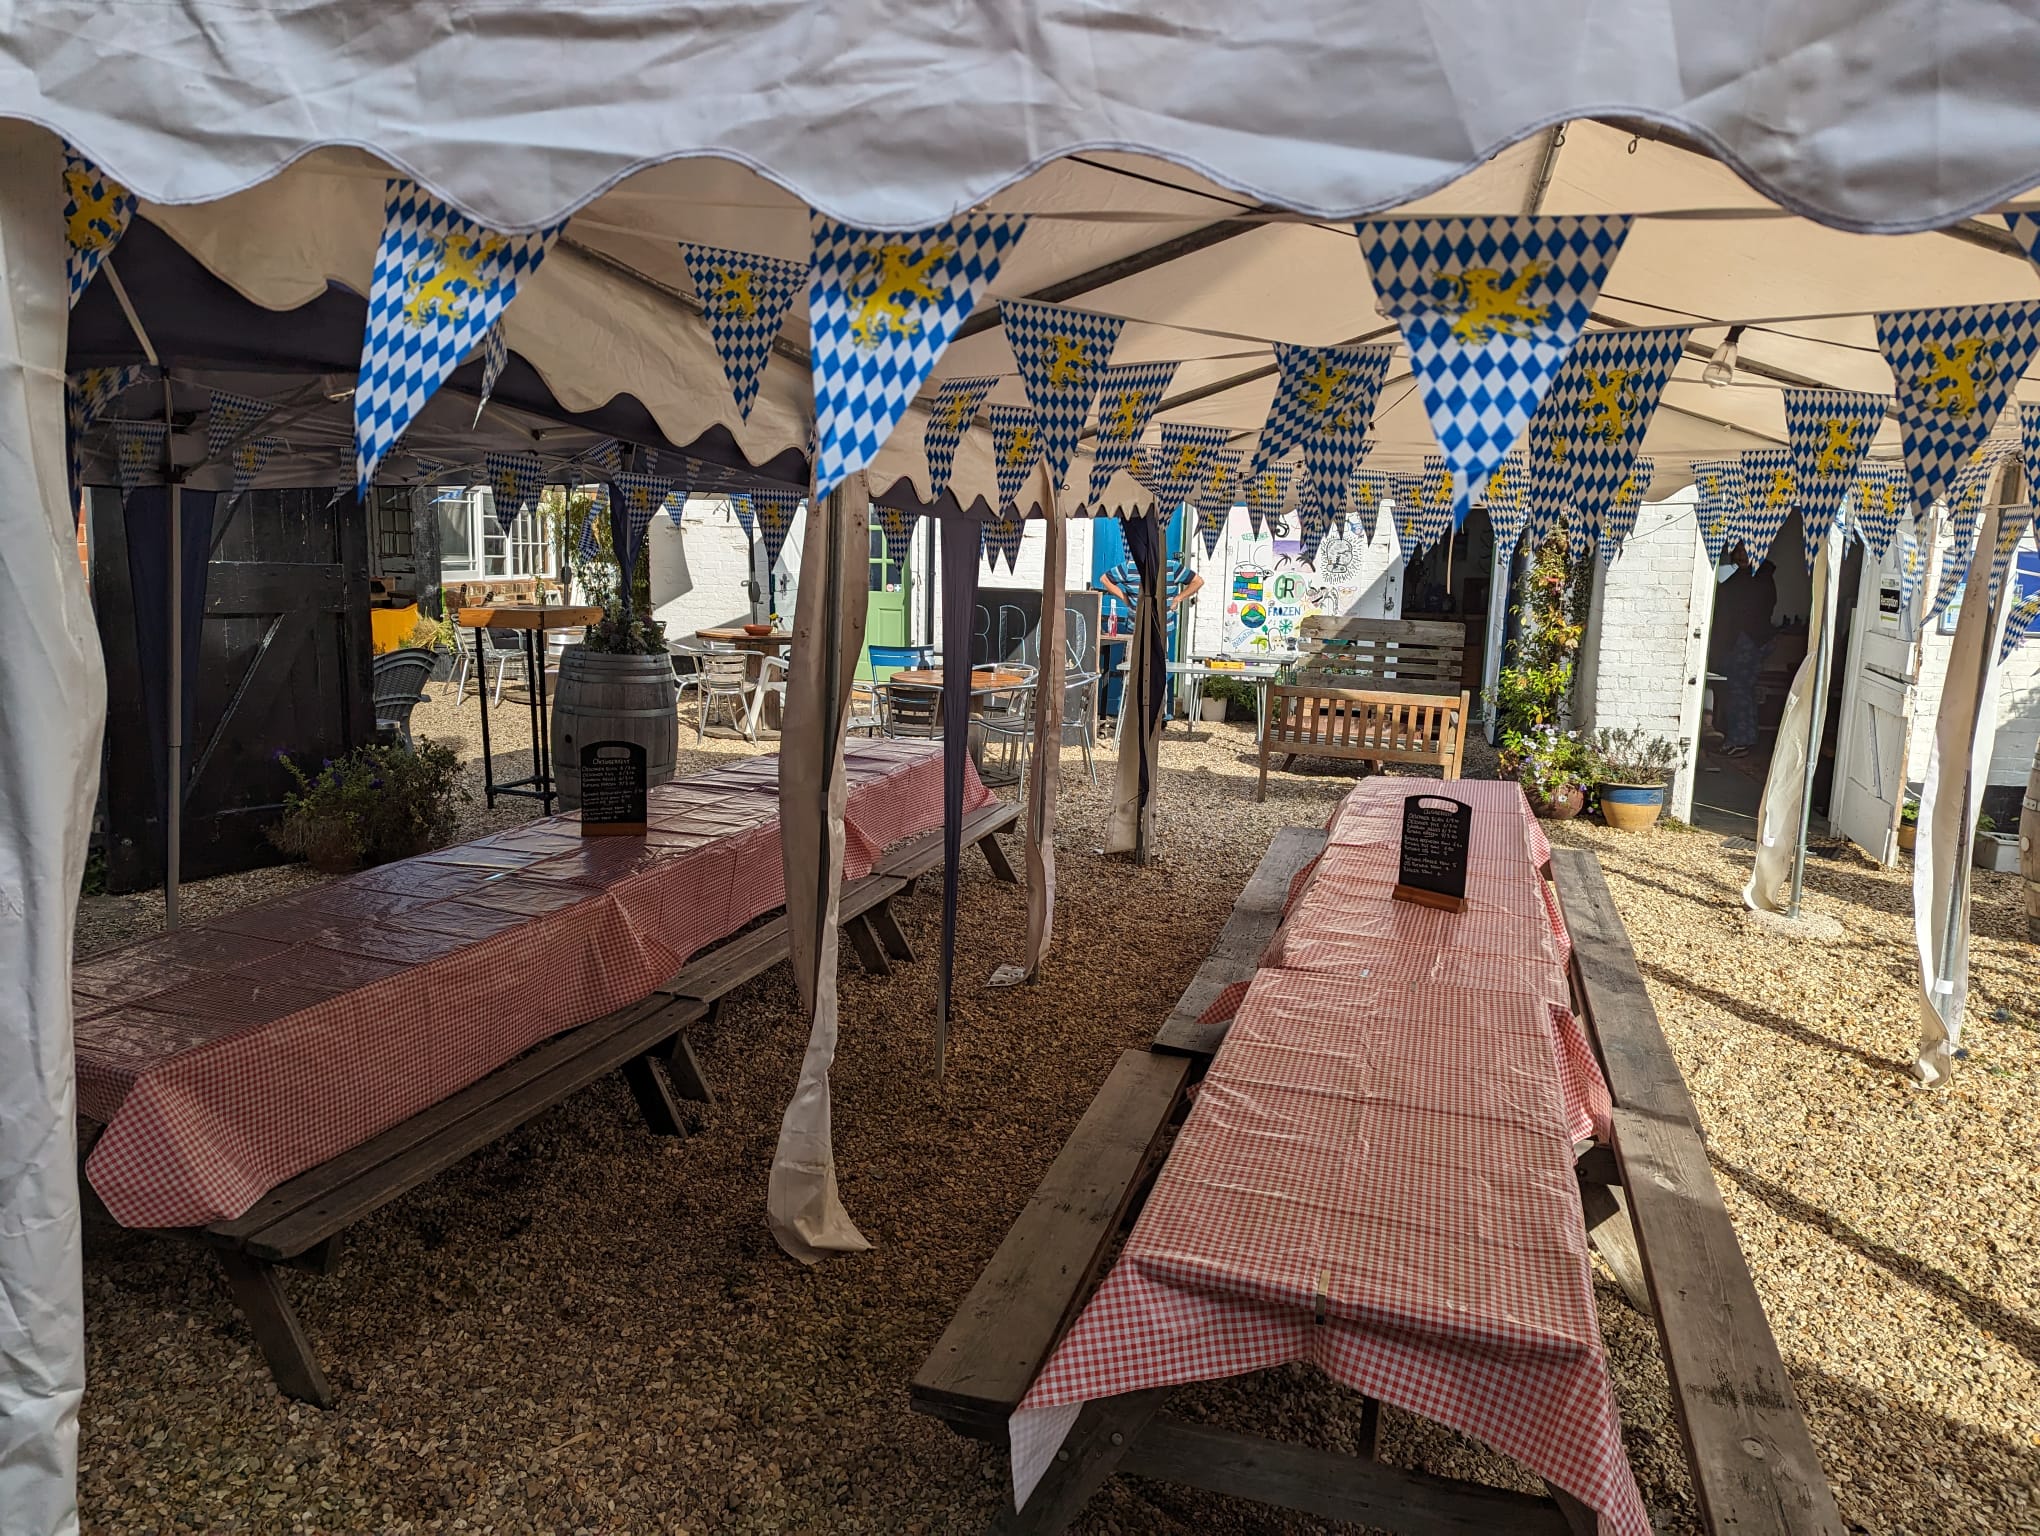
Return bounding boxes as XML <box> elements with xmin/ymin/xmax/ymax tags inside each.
<box><xmin>73</xmin><ymin>692</ymin><xmax>2039</xmax><ymax>1534</ymax></box>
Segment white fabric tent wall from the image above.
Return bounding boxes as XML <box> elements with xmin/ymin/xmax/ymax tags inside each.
<box><xmin>0</xmin><ymin>121</ymin><xmax>100</xmax><ymax>1536</ymax></box>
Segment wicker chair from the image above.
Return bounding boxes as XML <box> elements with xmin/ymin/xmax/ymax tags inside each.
<box><xmin>371</xmin><ymin>648</ymin><xmax>437</xmax><ymax>748</ymax></box>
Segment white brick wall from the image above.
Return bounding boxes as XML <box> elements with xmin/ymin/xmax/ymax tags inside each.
<box><xmin>647</xmin><ymin>497</ymin><xmax>767</xmax><ymax>637</ymax></box>
<box><xmin>1909</xmin><ymin>513</ymin><xmax>2040</xmax><ymax>790</ymax></box>
<box><xmin>1575</xmin><ymin>487</ymin><xmax>1711</xmax><ymax>821</ymax></box>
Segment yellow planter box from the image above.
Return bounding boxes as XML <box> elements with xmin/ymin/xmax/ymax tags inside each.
<box><xmin>371</xmin><ymin>604</ymin><xmax>421</xmax><ymax>655</ymax></box>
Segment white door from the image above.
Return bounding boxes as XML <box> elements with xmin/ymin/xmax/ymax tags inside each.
<box><xmin>1831</xmin><ymin>541</ymin><xmax>1920</xmax><ymax>863</ymax></box>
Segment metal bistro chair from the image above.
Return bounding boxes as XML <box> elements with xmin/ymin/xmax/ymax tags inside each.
<box><xmin>879</xmin><ymin>681</ymin><xmax>942</xmax><ymax>740</ymax></box>
<box><xmin>691</xmin><ymin>650</ymin><xmax>759</xmax><ymax>742</ymax></box>
<box><xmin>1061</xmin><ymin>667</ymin><xmax>1100</xmax><ymax>786</ymax></box>
<box><xmin>371</xmin><ymin>648</ymin><xmax>436</xmax><ymax>748</ymax></box>
<box><xmin>973</xmin><ymin>680</ymin><xmax>1036</xmax><ymax>788</ymax></box>
<box><xmin>745</xmin><ymin>653</ymin><xmax>790</xmax><ymax>738</ymax></box>
<box><xmin>452</xmin><ymin>625</ymin><xmax>529</xmax><ymax>706</ymax></box>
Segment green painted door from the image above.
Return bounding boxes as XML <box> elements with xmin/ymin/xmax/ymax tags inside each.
<box><xmin>860</xmin><ymin>526</ymin><xmax>910</xmax><ymax>680</ymax></box>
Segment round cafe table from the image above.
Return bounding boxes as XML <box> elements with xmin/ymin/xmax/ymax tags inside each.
<box><xmin>696</xmin><ymin>628</ymin><xmax>795</xmax><ymax>727</ymax></box>
<box><xmin>888</xmin><ymin>666</ymin><xmax>1029</xmax><ymax>704</ymax></box>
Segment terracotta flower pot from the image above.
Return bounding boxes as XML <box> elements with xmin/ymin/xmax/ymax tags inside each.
<box><xmin>1526</xmin><ymin>783</ymin><xmax>1585</xmax><ymax>820</ymax></box>
<box><xmin>1599</xmin><ymin>781</ymin><xmax>1666</xmax><ymax>832</ymax></box>
<box><xmin>1897</xmin><ymin>823</ymin><xmax>1917</xmax><ymax>853</ymax></box>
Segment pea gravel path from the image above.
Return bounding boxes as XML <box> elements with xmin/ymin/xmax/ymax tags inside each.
<box><xmin>73</xmin><ymin>688</ymin><xmax>2039</xmax><ymax>1534</ymax></box>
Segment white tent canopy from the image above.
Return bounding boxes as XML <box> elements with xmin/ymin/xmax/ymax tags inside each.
<box><xmin>10</xmin><ymin>9</ymin><xmax>2040</xmax><ymax>1532</ymax></box>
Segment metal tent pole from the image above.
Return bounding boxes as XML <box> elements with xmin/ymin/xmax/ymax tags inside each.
<box><xmin>165</xmin><ymin>479</ymin><xmax>182</xmax><ymax>928</ymax></box>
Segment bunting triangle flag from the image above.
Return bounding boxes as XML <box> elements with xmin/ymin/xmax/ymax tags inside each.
<box><xmin>1691</xmin><ymin>459</ymin><xmax>1744</xmax><ymax>565</ymax></box>
<box><xmin>1002</xmin><ymin>298</ymin><xmax>1124</xmax><ymax>491</ymax></box>
<box><xmin>1784</xmin><ymin>389</ymin><xmax>1887</xmax><ymax>570</ymax></box>
<box><xmin>2024</xmin><ymin>399</ymin><xmax>2040</xmax><ymax>471</ymax></box>
<box><xmin>1735</xmin><ymin>449</ymin><xmax>1796</xmax><ymax>566</ymax></box>
<box><xmin>1849</xmin><ymin>461</ymin><xmax>1908</xmax><ymax>560</ymax></box>
<box><xmin>922</xmin><ymin>376</ymin><xmax>997</xmax><ymax>497</ymax></box>
<box><xmin>1150</xmin><ymin>423</ymin><xmax>1233</xmax><ymax>512</ymax></box>
<box><xmin>1349</xmin><ymin>470</ymin><xmax>1393</xmax><ymax>540</ymax></box>
<box><xmin>610</xmin><ymin>473</ymin><xmax>672</xmax><ymax>582</ymax></box>
<box><xmin>1924</xmin><ymin>518</ymin><xmax>1976</xmax><ymax>627</ymax></box>
<box><xmin>1598</xmin><ymin>458</ymin><xmax>1650</xmax><ymax>564</ymax></box>
<box><xmin>981</xmin><ymin>508</ymin><xmax>1025</xmax><ymax>571</ymax></box>
<box><xmin>474</xmin><ymin>321</ymin><xmax>508</xmax><ymax>420</ymax></box>
<box><xmin>1245</xmin><ymin>343</ymin><xmax>1394</xmax><ymax>484</ymax></box>
<box><xmin>1556</xmin><ymin>326</ymin><xmax>1690</xmax><ymax>531</ymax></box>
<box><xmin>1086</xmin><ymin>361</ymin><xmax>1177</xmax><ymax>504</ymax></box>
<box><xmin>1567</xmin><ymin>512</ymin><xmax>1595</xmax><ymax>563</ymax></box>
<box><xmin>809</xmin><ymin>213</ymin><xmax>1026</xmax><ymax>500</ymax></box>
<box><xmin>680</xmin><ymin>242</ymin><xmax>806</xmax><ymax>421</ymax></box>
<box><xmin>2002</xmin><ymin>587</ymin><xmax>2040</xmax><ymax>664</ymax></box>
<box><xmin>1302</xmin><ymin>414</ymin><xmax>1376</xmax><ymax>519</ymax></box>
<box><xmin>484</xmin><ymin>451</ymin><xmax>548</xmax><ymax>531</ymax></box>
<box><xmin>1195</xmin><ymin>448</ymin><xmax>1244</xmax><ymax>556</ymax></box>
<box><xmin>575</xmin><ymin>495</ymin><xmax>603</xmax><ymax>562</ymax></box>
<box><xmin>1984</xmin><ymin>505</ymin><xmax>2035</xmax><ymax>609</ymax></box>
<box><xmin>587</xmin><ymin>440</ymin><xmax>625</xmax><ymax>479</ymax></box>
<box><xmin>1481</xmin><ymin>451</ymin><xmax>1526</xmax><ymax>551</ymax></box>
<box><xmin>355</xmin><ymin>182</ymin><xmax>564</xmax><ymax>495</ymax></box>
<box><xmin>205</xmin><ymin>389</ymin><xmax>273</xmax><ymax>464</ymax></box>
<box><xmin>1874</xmin><ymin>300</ymin><xmax>2040</xmax><ymax>517</ymax></box>
<box><xmin>875</xmin><ymin>502</ymin><xmax>919</xmax><ymax>566</ymax></box>
<box><xmin>753</xmin><ymin>488</ymin><xmax>802</xmax><ymax>580</ymax></box>
<box><xmin>663</xmin><ymin>486</ymin><xmax>690</xmax><ymax>526</ymax></box>
<box><xmin>66</xmin><ymin>365</ymin><xmax>153</xmax><ymax>507</ymax></box>
<box><xmin>1296</xmin><ymin>473</ymin><xmax>1331</xmax><ymax>563</ymax></box>
<box><xmin>113</xmin><ymin>418</ymin><xmax>167</xmax><ymax>497</ymax></box>
<box><xmin>1356</xmin><ymin>214</ymin><xmax>1633</xmax><ymax>523</ymax></box>
<box><xmin>62</xmin><ymin>145</ymin><xmax>135</xmax><ymax>309</ymax></box>
<box><xmin>1897</xmin><ymin>522</ymin><xmax>1926</xmax><ymax>615</ymax></box>
<box><xmin>987</xmin><ymin>404</ymin><xmax>1041</xmax><ymax>510</ymax></box>
<box><xmin>1242</xmin><ymin>462</ymin><xmax>1291</xmax><ymax>537</ymax></box>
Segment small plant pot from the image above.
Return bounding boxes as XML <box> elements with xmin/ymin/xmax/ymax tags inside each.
<box><xmin>1897</xmin><ymin>823</ymin><xmax>1918</xmax><ymax>853</ymax></box>
<box><xmin>1525</xmin><ymin>783</ymin><xmax>1585</xmax><ymax>820</ymax></box>
<box><xmin>1200</xmin><ymin>698</ymin><xmax>1228</xmax><ymax>723</ymax></box>
<box><xmin>1974</xmin><ymin>830</ymin><xmax>2022</xmax><ymax>873</ymax></box>
<box><xmin>1599</xmin><ymin>781</ymin><xmax>1666</xmax><ymax>832</ymax></box>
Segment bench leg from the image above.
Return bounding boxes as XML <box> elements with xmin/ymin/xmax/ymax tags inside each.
<box><xmin>666</xmin><ymin>1033</ymin><xmax>717</xmax><ymax>1107</ymax></box>
<box><xmin>868</xmin><ymin>899</ymin><xmax>916</xmax><ymax>962</ymax></box>
<box><xmin>990</xmin><ymin>1388</ymin><xmax>1168</xmax><ymax>1534</ymax></box>
<box><xmin>1579</xmin><ymin>1178</ymin><xmax>1653</xmax><ymax>1317</ymax></box>
<box><xmin>621</xmin><ymin>1053</ymin><xmax>687</xmax><ymax>1136</ymax></box>
<box><xmin>846</xmin><ymin>913</ymin><xmax>892</xmax><ymax>976</ymax></box>
<box><xmin>1544</xmin><ymin>1481</ymin><xmax>1599</xmax><ymax>1535</ymax></box>
<box><xmin>217</xmin><ymin>1250</ymin><xmax>335</xmax><ymax>1408</ymax></box>
<box><xmin>979</xmin><ymin>831</ymin><xmax>1020</xmax><ymax>884</ymax></box>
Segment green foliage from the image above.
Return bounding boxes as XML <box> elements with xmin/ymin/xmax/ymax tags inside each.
<box><xmin>402</xmin><ymin>611</ymin><xmax>459</xmax><ymax>652</ymax></box>
<box><xmin>1488</xmin><ymin>523</ymin><xmax>1591</xmax><ymax>748</ymax></box>
<box><xmin>1589</xmin><ymin>726</ymin><xmax>1685</xmax><ymax>786</ymax></box>
<box><xmin>581</xmin><ymin>605</ymin><xmax>669</xmax><ymax>655</ymax></box>
<box><xmin>1506</xmin><ymin>724</ymin><xmax>1598</xmax><ymax>796</ymax></box>
<box><xmin>1201</xmin><ymin>675</ymin><xmax>1260</xmax><ymax>718</ymax></box>
<box><xmin>80</xmin><ymin>848</ymin><xmax>106</xmax><ymax>897</ymax></box>
<box><xmin>266</xmin><ymin>739</ymin><xmax>468</xmax><ymax>870</ymax></box>
<box><xmin>1900</xmin><ymin>797</ymin><xmax>1920</xmax><ymax>826</ymax></box>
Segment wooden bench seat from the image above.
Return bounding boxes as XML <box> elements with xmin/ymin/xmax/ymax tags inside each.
<box><xmin>913</xmin><ymin>831</ymin><xmax>1844</xmax><ymax>1535</ymax></box>
<box><xmin>1257</xmin><ymin>685</ymin><xmax>1469</xmax><ymax>799</ymax></box>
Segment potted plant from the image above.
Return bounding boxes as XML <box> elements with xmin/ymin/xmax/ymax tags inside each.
<box><xmin>267</xmin><ymin>739</ymin><xmax>468</xmax><ymax>872</ymax></box>
<box><xmin>403</xmin><ymin>605</ymin><xmax>462</xmax><ymax>681</ymax></box>
<box><xmin>550</xmin><ymin>560</ymin><xmax>680</xmax><ymax>810</ymax></box>
<box><xmin>1897</xmin><ymin>797</ymin><xmax>1919</xmax><ymax>853</ymax></box>
<box><xmin>1973</xmin><ymin>813</ymin><xmax>2022</xmax><ymax>873</ymax></box>
<box><xmin>1506</xmin><ymin>724</ymin><xmax>1595</xmax><ymax>820</ymax></box>
<box><xmin>1588</xmin><ymin>726</ymin><xmax>1686</xmax><ymax>832</ymax></box>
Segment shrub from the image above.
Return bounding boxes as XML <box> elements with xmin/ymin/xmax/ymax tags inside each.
<box><xmin>1487</xmin><ymin>522</ymin><xmax>1593</xmax><ymax>749</ymax></box>
<box><xmin>403</xmin><ymin>611</ymin><xmax>459</xmax><ymax>652</ymax></box>
<box><xmin>1508</xmin><ymin>724</ymin><xmax>1597</xmax><ymax>797</ymax></box>
<box><xmin>267</xmin><ymin>739</ymin><xmax>468</xmax><ymax>870</ymax></box>
<box><xmin>1589</xmin><ymin>726</ymin><xmax>1685</xmax><ymax>786</ymax></box>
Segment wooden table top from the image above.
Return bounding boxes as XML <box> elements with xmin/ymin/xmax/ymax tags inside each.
<box><xmin>697</xmin><ymin>627</ymin><xmax>793</xmax><ymax>646</ymax></box>
<box><xmin>457</xmin><ymin>604</ymin><xmax>602</xmax><ymax>630</ymax></box>
<box><xmin>890</xmin><ymin>667</ymin><xmax>1030</xmax><ymax>690</ymax></box>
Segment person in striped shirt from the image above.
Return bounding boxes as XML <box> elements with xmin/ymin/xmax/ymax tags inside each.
<box><xmin>1097</xmin><ymin>554</ymin><xmax>1202</xmax><ymax>626</ymax></box>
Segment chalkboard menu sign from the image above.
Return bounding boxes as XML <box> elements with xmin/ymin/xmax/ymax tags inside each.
<box><xmin>1393</xmin><ymin>793</ymin><xmax>1471</xmax><ymax>912</ymax></box>
<box><xmin>578</xmin><ymin>740</ymin><xmax>648</xmax><ymax>836</ymax></box>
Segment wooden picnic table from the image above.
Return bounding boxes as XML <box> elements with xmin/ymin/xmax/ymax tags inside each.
<box><xmin>457</xmin><ymin>604</ymin><xmax>603</xmax><ymax>812</ymax></box>
<box><xmin>889</xmin><ymin>665</ymin><xmax>1030</xmax><ymax>697</ymax></box>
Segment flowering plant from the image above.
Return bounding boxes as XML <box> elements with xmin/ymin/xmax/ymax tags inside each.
<box><xmin>1504</xmin><ymin>724</ymin><xmax>1597</xmax><ymax>796</ymax></box>
<box><xmin>581</xmin><ymin>605</ymin><xmax>668</xmax><ymax>655</ymax></box>
<box><xmin>266</xmin><ymin>739</ymin><xmax>466</xmax><ymax>870</ymax></box>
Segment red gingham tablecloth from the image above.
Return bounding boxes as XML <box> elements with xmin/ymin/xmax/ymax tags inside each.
<box><xmin>75</xmin><ymin>741</ymin><xmax>989</xmax><ymax>1229</ymax></box>
<box><xmin>1011</xmin><ymin>778</ymin><xmax>1644</xmax><ymax>1536</ymax></box>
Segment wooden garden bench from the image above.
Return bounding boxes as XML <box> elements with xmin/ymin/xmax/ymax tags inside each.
<box><xmin>912</xmin><ymin>834</ymin><xmax>1843</xmax><ymax>1535</ymax></box>
<box><xmin>83</xmin><ymin>796</ymin><xmax>1021</xmax><ymax>1406</ymax></box>
<box><xmin>1256</xmin><ymin>616</ymin><xmax>1470</xmax><ymax>799</ymax></box>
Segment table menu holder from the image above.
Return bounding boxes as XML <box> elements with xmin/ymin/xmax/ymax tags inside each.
<box><xmin>578</xmin><ymin>741</ymin><xmax>648</xmax><ymax>836</ymax></box>
<box><xmin>1392</xmin><ymin>793</ymin><xmax>1470</xmax><ymax>912</ymax></box>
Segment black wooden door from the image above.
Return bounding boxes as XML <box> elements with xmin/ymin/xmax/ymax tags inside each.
<box><xmin>94</xmin><ymin>487</ymin><xmax>372</xmax><ymax>893</ymax></box>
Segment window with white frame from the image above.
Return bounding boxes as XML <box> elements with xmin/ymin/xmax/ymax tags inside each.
<box><xmin>436</xmin><ymin>487</ymin><xmax>556</xmax><ymax>582</ymax></box>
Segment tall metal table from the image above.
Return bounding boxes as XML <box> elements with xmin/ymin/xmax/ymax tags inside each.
<box><xmin>457</xmin><ymin>604</ymin><xmax>601</xmax><ymax>812</ymax></box>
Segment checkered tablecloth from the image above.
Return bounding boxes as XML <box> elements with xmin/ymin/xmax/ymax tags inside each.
<box><xmin>76</xmin><ymin>742</ymin><xmax>989</xmax><ymax>1230</ymax></box>
<box><xmin>1010</xmin><ymin>778</ymin><xmax>1644</xmax><ymax>1536</ymax></box>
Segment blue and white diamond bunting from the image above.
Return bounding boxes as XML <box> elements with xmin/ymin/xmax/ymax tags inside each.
<box><xmin>987</xmin><ymin>404</ymin><xmax>1041</xmax><ymax>510</ymax></box>
<box><xmin>1897</xmin><ymin>523</ymin><xmax>1926</xmax><ymax>615</ymax></box>
<box><xmin>810</xmin><ymin>212</ymin><xmax>1026</xmax><ymax>501</ymax></box>
<box><xmin>1483</xmin><ymin>451</ymin><xmax>1527</xmax><ymax>551</ymax></box>
<box><xmin>1150</xmin><ymin>423</ymin><xmax>1233</xmax><ymax>512</ymax></box>
<box><xmin>113</xmin><ymin>418</ymin><xmax>167</xmax><ymax>497</ymax></box>
<box><xmin>1875</xmin><ymin>301</ymin><xmax>2040</xmax><ymax>518</ymax></box>
<box><xmin>355</xmin><ymin>181</ymin><xmax>564</xmax><ymax>496</ymax></box>
<box><xmin>1243</xmin><ymin>462</ymin><xmax>1292</xmax><ymax>536</ymax></box>
<box><xmin>1002</xmin><ymin>298</ymin><xmax>1123</xmax><ymax>491</ymax></box>
<box><xmin>63</xmin><ymin>145</ymin><xmax>135</xmax><ymax>309</ymax></box>
<box><xmin>1736</xmin><ymin>450</ymin><xmax>1796</xmax><ymax>566</ymax></box>
<box><xmin>484</xmin><ymin>451</ymin><xmax>548</xmax><ymax>531</ymax></box>
<box><xmin>922</xmin><ymin>376</ymin><xmax>997</xmax><ymax>497</ymax></box>
<box><xmin>203</xmin><ymin>389</ymin><xmax>283</xmax><ymax>493</ymax></box>
<box><xmin>1357</xmin><ymin>214</ymin><xmax>1633</xmax><ymax>525</ymax></box>
<box><xmin>1785</xmin><ymin>389</ymin><xmax>1887</xmax><ymax>571</ymax></box>
<box><xmin>1392</xmin><ymin>473</ymin><xmax>1428</xmax><ymax>553</ymax></box>
<box><xmin>1245</xmin><ymin>344</ymin><xmax>1393</xmax><ymax>484</ymax></box>
<box><xmin>1557</xmin><ymin>326</ymin><xmax>1689</xmax><ymax>533</ymax></box>
<box><xmin>474</xmin><ymin>321</ymin><xmax>509</xmax><ymax>421</ymax></box>
<box><xmin>875</xmin><ymin>502</ymin><xmax>919</xmax><ymax>566</ymax></box>
<box><xmin>1599</xmin><ymin>458</ymin><xmax>1650</xmax><ymax>564</ymax></box>
<box><xmin>1849</xmin><ymin>462</ymin><xmax>1908</xmax><ymax>560</ymax></box>
<box><xmin>753</xmin><ymin>488</ymin><xmax>802</xmax><ymax>580</ymax></box>
<box><xmin>1195</xmin><ymin>448</ymin><xmax>1243</xmax><ymax>556</ymax></box>
<box><xmin>610</xmin><ymin>472</ymin><xmax>672</xmax><ymax>581</ymax></box>
<box><xmin>981</xmin><ymin>508</ymin><xmax>1024</xmax><ymax>571</ymax></box>
<box><xmin>1349</xmin><ymin>470</ymin><xmax>1392</xmax><ymax>540</ymax></box>
<box><xmin>1302</xmin><ymin>413</ymin><xmax>1375</xmax><ymax>520</ymax></box>
<box><xmin>1691</xmin><ymin>459</ymin><xmax>1745</xmax><ymax>565</ymax></box>
<box><xmin>2002</xmin><ymin>587</ymin><xmax>2040</xmax><ymax>664</ymax></box>
<box><xmin>1086</xmin><ymin>361</ymin><xmax>1177</xmax><ymax>504</ymax></box>
<box><xmin>576</xmin><ymin>493</ymin><xmax>603</xmax><ymax>563</ymax></box>
<box><xmin>680</xmin><ymin>242</ymin><xmax>806</xmax><ymax>422</ymax></box>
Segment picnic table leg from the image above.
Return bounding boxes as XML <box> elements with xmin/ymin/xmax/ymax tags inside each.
<box><xmin>666</xmin><ymin>1033</ymin><xmax>717</xmax><ymax>1107</ymax></box>
<box><xmin>1578</xmin><ymin>1177</ymin><xmax>1654</xmax><ymax>1316</ymax></box>
<box><xmin>868</xmin><ymin>899</ymin><xmax>916</xmax><ymax>962</ymax></box>
<box><xmin>845</xmin><ymin>913</ymin><xmax>892</xmax><ymax>976</ymax></box>
<box><xmin>1543</xmin><ymin>1481</ymin><xmax>1599</xmax><ymax>1536</ymax></box>
<box><xmin>216</xmin><ymin>1250</ymin><xmax>335</xmax><ymax>1408</ymax></box>
<box><xmin>989</xmin><ymin>1388</ymin><xmax>1168</xmax><ymax>1535</ymax></box>
<box><xmin>979</xmin><ymin>829</ymin><xmax>1019</xmax><ymax>884</ymax></box>
<box><xmin>621</xmin><ymin>1052</ymin><xmax>688</xmax><ymax>1135</ymax></box>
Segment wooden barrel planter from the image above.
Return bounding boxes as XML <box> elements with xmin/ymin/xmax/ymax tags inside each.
<box><xmin>2022</xmin><ymin>755</ymin><xmax>2040</xmax><ymax>943</ymax></box>
<box><xmin>549</xmin><ymin>646</ymin><xmax>679</xmax><ymax>812</ymax></box>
